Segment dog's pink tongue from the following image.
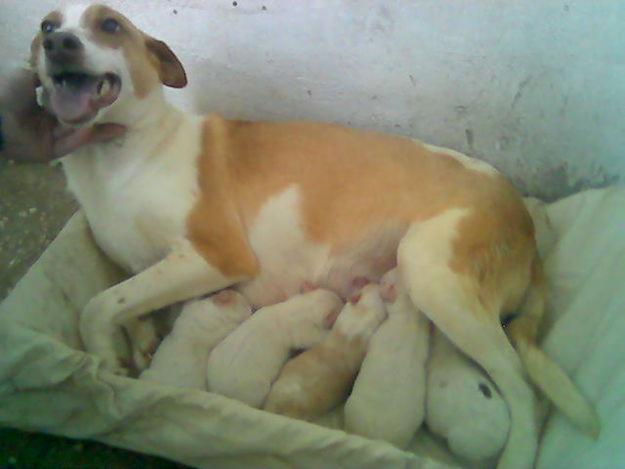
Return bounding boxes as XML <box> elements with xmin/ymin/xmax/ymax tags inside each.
<box><xmin>50</xmin><ymin>80</ymin><xmax>98</xmax><ymax>124</ymax></box>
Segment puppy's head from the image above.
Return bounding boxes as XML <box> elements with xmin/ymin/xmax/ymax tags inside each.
<box><xmin>30</xmin><ymin>4</ymin><xmax>186</xmax><ymax>126</ymax></box>
<box><xmin>336</xmin><ymin>284</ymin><xmax>387</xmax><ymax>339</ymax></box>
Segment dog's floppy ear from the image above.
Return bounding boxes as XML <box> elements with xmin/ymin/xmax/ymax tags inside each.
<box><xmin>145</xmin><ymin>36</ymin><xmax>187</xmax><ymax>88</ymax></box>
<box><xmin>30</xmin><ymin>34</ymin><xmax>43</xmax><ymax>70</ymax></box>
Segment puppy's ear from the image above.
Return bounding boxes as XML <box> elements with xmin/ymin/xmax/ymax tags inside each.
<box><xmin>145</xmin><ymin>36</ymin><xmax>187</xmax><ymax>88</ymax></box>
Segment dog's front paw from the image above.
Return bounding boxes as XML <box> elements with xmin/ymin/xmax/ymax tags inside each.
<box><xmin>107</xmin><ymin>357</ymin><xmax>132</xmax><ymax>377</ymax></box>
<box><xmin>125</xmin><ymin>318</ymin><xmax>160</xmax><ymax>372</ymax></box>
<box><xmin>80</xmin><ymin>295</ymin><xmax>129</xmax><ymax>375</ymax></box>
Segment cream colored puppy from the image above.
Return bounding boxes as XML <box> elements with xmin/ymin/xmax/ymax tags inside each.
<box><xmin>344</xmin><ymin>269</ymin><xmax>430</xmax><ymax>448</ymax></box>
<box><xmin>139</xmin><ymin>290</ymin><xmax>252</xmax><ymax>389</ymax></box>
<box><xmin>426</xmin><ymin>330</ymin><xmax>510</xmax><ymax>463</ymax></box>
<box><xmin>263</xmin><ymin>284</ymin><xmax>387</xmax><ymax>420</ymax></box>
<box><xmin>206</xmin><ymin>289</ymin><xmax>343</xmax><ymax>407</ymax></box>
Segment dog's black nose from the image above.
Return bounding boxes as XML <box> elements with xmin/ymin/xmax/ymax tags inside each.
<box><xmin>43</xmin><ymin>32</ymin><xmax>83</xmax><ymax>63</ymax></box>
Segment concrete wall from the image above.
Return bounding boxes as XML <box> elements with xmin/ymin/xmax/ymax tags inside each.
<box><xmin>2</xmin><ymin>0</ymin><xmax>623</xmax><ymax>200</ymax></box>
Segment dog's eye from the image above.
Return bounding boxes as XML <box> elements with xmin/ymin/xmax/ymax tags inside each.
<box><xmin>41</xmin><ymin>20</ymin><xmax>59</xmax><ymax>34</ymax></box>
<box><xmin>101</xmin><ymin>18</ymin><xmax>120</xmax><ymax>33</ymax></box>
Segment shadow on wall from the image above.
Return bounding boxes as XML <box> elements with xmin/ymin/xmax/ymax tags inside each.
<box><xmin>511</xmin><ymin>162</ymin><xmax>620</xmax><ymax>202</ymax></box>
<box><xmin>4</xmin><ymin>0</ymin><xmax>624</xmax><ymax>201</ymax></box>
<box><xmin>179</xmin><ymin>57</ymin><xmax>621</xmax><ymax>202</ymax></box>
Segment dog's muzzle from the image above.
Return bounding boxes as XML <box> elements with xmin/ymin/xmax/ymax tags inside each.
<box><xmin>44</xmin><ymin>31</ymin><xmax>84</xmax><ymax>65</ymax></box>
<box><xmin>43</xmin><ymin>32</ymin><xmax>121</xmax><ymax>125</ymax></box>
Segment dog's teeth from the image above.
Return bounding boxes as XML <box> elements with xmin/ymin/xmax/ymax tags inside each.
<box><xmin>99</xmin><ymin>79</ymin><xmax>110</xmax><ymax>97</ymax></box>
<box><xmin>35</xmin><ymin>87</ymin><xmax>45</xmax><ymax>107</ymax></box>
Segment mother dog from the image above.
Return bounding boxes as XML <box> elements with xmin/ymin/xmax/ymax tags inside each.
<box><xmin>22</xmin><ymin>4</ymin><xmax>598</xmax><ymax>468</ymax></box>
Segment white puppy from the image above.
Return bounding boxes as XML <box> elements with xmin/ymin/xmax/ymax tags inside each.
<box><xmin>139</xmin><ymin>290</ymin><xmax>251</xmax><ymax>389</ymax></box>
<box><xmin>263</xmin><ymin>284</ymin><xmax>387</xmax><ymax>421</ymax></box>
<box><xmin>206</xmin><ymin>289</ymin><xmax>343</xmax><ymax>407</ymax></box>
<box><xmin>344</xmin><ymin>269</ymin><xmax>430</xmax><ymax>448</ymax></box>
<box><xmin>426</xmin><ymin>330</ymin><xmax>510</xmax><ymax>463</ymax></box>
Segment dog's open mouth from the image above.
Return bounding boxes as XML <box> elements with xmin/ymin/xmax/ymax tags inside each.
<box><xmin>49</xmin><ymin>71</ymin><xmax>121</xmax><ymax>125</ymax></box>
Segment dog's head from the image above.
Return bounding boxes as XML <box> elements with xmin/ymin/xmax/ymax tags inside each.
<box><xmin>30</xmin><ymin>4</ymin><xmax>187</xmax><ymax>127</ymax></box>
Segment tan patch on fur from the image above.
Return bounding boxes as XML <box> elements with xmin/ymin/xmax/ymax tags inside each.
<box><xmin>44</xmin><ymin>10</ymin><xmax>64</xmax><ymax>25</ymax></box>
<box><xmin>507</xmin><ymin>256</ymin><xmax>546</xmax><ymax>345</ymax></box>
<box><xmin>81</xmin><ymin>4</ymin><xmax>185</xmax><ymax>97</ymax></box>
<box><xmin>190</xmin><ymin>115</ymin><xmax>538</xmax><ymax>320</ymax></box>
<box><xmin>187</xmin><ymin>118</ymin><xmax>259</xmax><ymax>278</ymax></box>
<box><xmin>194</xmin><ymin>117</ymin><xmax>528</xmax><ymax>242</ymax></box>
<box><xmin>30</xmin><ymin>11</ymin><xmax>63</xmax><ymax>68</ymax></box>
<box><xmin>142</xmin><ymin>37</ymin><xmax>187</xmax><ymax>88</ymax></box>
<box><xmin>448</xmin><ymin>185</ymin><xmax>536</xmax><ymax>316</ymax></box>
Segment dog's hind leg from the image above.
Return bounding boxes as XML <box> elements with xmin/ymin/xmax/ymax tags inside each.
<box><xmin>397</xmin><ymin>209</ymin><xmax>537</xmax><ymax>469</ymax></box>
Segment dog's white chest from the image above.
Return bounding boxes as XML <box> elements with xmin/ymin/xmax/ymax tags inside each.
<box><xmin>61</xmin><ymin>120</ymin><xmax>201</xmax><ymax>272</ymax></box>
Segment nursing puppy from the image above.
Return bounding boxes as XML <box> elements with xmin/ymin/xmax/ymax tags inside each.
<box><xmin>263</xmin><ymin>284</ymin><xmax>387</xmax><ymax>420</ymax></box>
<box><xmin>426</xmin><ymin>330</ymin><xmax>510</xmax><ymax>464</ymax></box>
<box><xmin>139</xmin><ymin>290</ymin><xmax>251</xmax><ymax>389</ymax></box>
<box><xmin>26</xmin><ymin>5</ymin><xmax>600</xmax><ymax>468</ymax></box>
<box><xmin>344</xmin><ymin>269</ymin><xmax>430</xmax><ymax>448</ymax></box>
<box><xmin>207</xmin><ymin>289</ymin><xmax>342</xmax><ymax>407</ymax></box>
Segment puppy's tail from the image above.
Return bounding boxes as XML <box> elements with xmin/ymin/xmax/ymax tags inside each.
<box><xmin>509</xmin><ymin>258</ymin><xmax>600</xmax><ymax>439</ymax></box>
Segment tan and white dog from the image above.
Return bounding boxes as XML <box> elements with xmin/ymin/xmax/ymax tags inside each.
<box><xmin>29</xmin><ymin>4</ymin><xmax>599</xmax><ymax>468</ymax></box>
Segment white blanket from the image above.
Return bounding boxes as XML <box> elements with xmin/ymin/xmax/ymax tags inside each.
<box><xmin>0</xmin><ymin>187</ymin><xmax>622</xmax><ymax>469</ymax></box>
<box><xmin>536</xmin><ymin>188</ymin><xmax>625</xmax><ymax>469</ymax></box>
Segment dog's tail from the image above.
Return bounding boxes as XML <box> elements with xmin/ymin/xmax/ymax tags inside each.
<box><xmin>508</xmin><ymin>257</ymin><xmax>600</xmax><ymax>439</ymax></box>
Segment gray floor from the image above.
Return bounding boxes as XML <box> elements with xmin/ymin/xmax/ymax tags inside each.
<box><xmin>0</xmin><ymin>159</ymin><xmax>184</xmax><ymax>468</ymax></box>
<box><xmin>0</xmin><ymin>159</ymin><xmax>76</xmax><ymax>299</ymax></box>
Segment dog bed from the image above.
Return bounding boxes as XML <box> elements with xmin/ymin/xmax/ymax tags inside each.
<box><xmin>0</xmin><ymin>186</ymin><xmax>622</xmax><ymax>469</ymax></box>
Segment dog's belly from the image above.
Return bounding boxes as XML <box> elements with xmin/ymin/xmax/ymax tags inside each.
<box><xmin>237</xmin><ymin>186</ymin><xmax>404</xmax><ymax>308</ymax></box>
<box><xmin>238</xmin><ymin>238</ymin><xmax>400</xmax><ymax>308</ymax></box>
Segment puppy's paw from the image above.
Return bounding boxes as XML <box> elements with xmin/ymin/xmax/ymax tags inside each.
<box><xmin>379</xmin><ymin>269</ymin><xmax>399</xmax><ymax>303</ymax></box>
<box><xmin>354</xmin><ymin>284</ymin><xmax>386</xmax><ymax>312</ymax></box>
<box><xmin>287</xmin><ymin>290</ymin><xmax>343</xmax><ymax>348</ymax></box>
